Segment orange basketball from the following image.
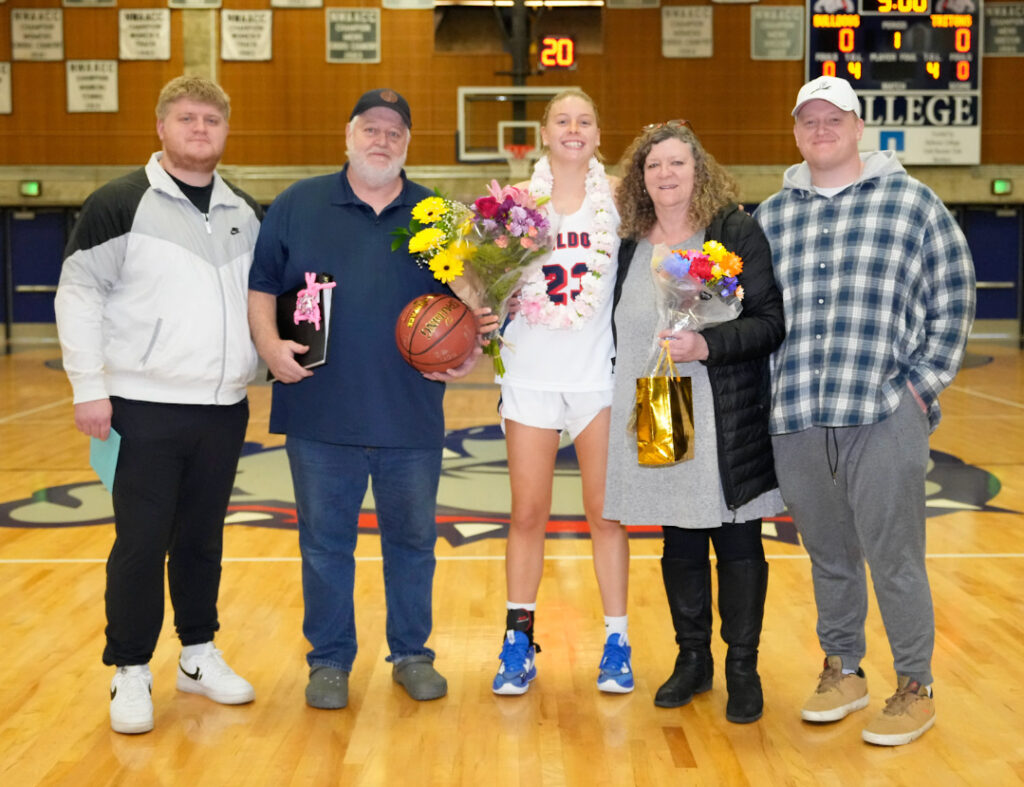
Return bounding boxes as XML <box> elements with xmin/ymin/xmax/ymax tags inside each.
<box><xmin>395</xmin><ymin>294</ymin><xmax>478</xmax><ymax>374</ymax></box>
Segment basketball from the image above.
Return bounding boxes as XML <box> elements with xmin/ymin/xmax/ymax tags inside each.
<box><xmin>395</xmin><ymin>294</ymin><xmax>478</xmax><ymax>374</ymax></box>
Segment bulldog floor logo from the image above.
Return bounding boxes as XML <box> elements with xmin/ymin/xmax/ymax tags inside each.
<box><xmin>0</xmin><ymin>425</ymin><xmax>1011</xmax><ymax>545</ymax></box>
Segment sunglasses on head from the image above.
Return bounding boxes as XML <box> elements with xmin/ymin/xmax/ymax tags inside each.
<box><xmin>643</xmin><ymin>119</ymin><xmax>693</xmax><ymax>132</ymax></box>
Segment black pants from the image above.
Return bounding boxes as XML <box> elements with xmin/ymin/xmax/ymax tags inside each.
<box><xmin>103</xmin><ymin>397</ymin><xmax>248</xmax><ymax>666</ymax></box>
<box><xmin>663</xmin><ymin>520</ymin><xmax>765</xmax><ymax>563</ymax></box>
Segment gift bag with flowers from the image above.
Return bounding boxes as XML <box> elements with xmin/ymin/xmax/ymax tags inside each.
<box><xmin>633</xmin><ymin>241</ymin><xmax>745</xmax><ymax>466</ymax></box>
<box><xmin>393</xmin><ymin>182</ymin><xmax>551</xmax><ymax>375</ymax></box>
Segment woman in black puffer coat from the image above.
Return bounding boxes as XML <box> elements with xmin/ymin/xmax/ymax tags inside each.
<box><xmin>604</xmin><ymin>122</ymin><xmax>785</xmax><ymax>723</ymax></box>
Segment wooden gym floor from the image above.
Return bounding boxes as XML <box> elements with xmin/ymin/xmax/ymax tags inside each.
<box><xmin>1</xmin><ymin>340</ymin><xmax>1022</xmax><ymax>786</ymax></box>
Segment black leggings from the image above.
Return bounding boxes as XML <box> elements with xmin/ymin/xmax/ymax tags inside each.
<box><xmin>662</xmin><ymin>519</ymin><xmax>765</xmax><ymax>563</ymax></box>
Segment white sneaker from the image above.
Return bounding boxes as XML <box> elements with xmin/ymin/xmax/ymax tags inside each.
<box><xmin>110</xmin><ymin>665</ymin><xmax>154</xmax><ymax>734</ymax></box>
<box><xmin>176</xmin><ymin>642</ymin><xmax>255</xmax><ymax>705</ymax></box>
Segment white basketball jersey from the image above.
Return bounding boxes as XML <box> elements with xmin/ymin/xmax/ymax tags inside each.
<box><xmin>499</xmin><ymin>194</ymin><xmax>619</xmax><ymax>391</ymax></box>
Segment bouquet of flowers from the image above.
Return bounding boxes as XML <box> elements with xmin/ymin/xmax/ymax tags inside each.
<box><xmin>393</xmin><ymin>181</ymin><xmax>552</xmax><ymax>375</ymax></box>
<box><xmin>643</xmin><ymin>240</ymin><xmax>745</xmax><ymax>374</ymax></box>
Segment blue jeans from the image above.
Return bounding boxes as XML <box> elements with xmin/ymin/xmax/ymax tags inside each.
<box><xmin>285</xmin><ymin>436</ymin><xmax>442</xmax><ymax>671</ymax></box>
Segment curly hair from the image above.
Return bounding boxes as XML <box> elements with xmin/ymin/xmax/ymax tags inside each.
<box><xmin>615</xmin><ymin>124</ymin><xmax>738</xmax><ymax>240</ymax></box>
<box><xmin>156</xmin><ymin>75</ymin><xmax>230</xmax><ymax>121</ymax></box>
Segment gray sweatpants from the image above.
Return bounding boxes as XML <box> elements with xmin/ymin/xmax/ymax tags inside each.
<box><xmin>771</xmin><ymin>392</ymin><xmax>934</xmax><ymax>686</ymax></box>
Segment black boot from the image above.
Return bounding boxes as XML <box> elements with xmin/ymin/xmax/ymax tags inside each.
<box><xmin>654</xmin><ymin>558</ymin><xmax>714</xmax><ymax>708</ymax></box>
<box><xmin>717</xmin><ymin>559</ymin><xmax>769</xmax><ymax>724</ymax></box>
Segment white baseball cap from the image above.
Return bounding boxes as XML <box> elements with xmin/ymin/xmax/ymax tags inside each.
<box><xmin>792</xmin><ymin>76</ymin><xmax>861</xmax><ymax>118</ymax></box>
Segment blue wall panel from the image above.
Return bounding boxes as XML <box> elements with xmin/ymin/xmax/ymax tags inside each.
<box><xmin>963</xmin><ymin>207</ymin><xmax>1021</xmax><ymax>321</ymax></box>
<box><xmin>9</xmin><ymin>210</ymin><xmax>66</xmax><ymax>323</ymax></box>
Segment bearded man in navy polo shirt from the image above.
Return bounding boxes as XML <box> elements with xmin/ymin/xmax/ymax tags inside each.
<box><xmin>248</xmin><ymin>88</ymin><xmax>492</xmax><ymax>709</ymax></box>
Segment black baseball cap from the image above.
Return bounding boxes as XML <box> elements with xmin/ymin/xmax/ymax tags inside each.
<box><xmin>349</xmin><ymin>88</ymin><xmax>412</xmax><ymax>129</ymax></box>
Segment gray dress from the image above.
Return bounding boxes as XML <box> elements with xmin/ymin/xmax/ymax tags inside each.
<box><xmin>603</xmin><ymin>238</ymin><xmax>783</xmax><ymax>529</ymax></box>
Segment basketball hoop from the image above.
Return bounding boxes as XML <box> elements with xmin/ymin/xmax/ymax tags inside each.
<box><xmin>503</xmin><ymin>143</ymin><xmax>538</xmax><ymax>180</ymax></box>
<box><xmin>504</xmin><ymin>144</ymin><xmax>535</xmax><ymax>161</ymax></box>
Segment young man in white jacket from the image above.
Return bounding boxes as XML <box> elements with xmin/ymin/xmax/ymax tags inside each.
<box><xmin>55</xmin><ymin>76</ymin><xmax>263</xmax><ymax>735</ymax></box>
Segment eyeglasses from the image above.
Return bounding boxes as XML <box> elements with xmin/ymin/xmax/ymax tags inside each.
<box><xmin>642</xmin><ymin>119</ymin><xmax>693</xmax><ymax>132</ymax></box>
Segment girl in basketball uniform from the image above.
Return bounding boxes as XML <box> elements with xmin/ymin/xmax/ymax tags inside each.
<box><xmin>491</xmin><ymin>89</ymin><xmax>631</xmax><ymax>695</ymax></box>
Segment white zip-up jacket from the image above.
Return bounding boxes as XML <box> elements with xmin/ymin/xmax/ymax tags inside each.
<box><xmin>56</xmin><ymin>152</ymin><xmax>262</xmax><ymax>406</ymax></box>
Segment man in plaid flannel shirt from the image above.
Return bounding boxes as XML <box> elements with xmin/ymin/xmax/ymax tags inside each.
<box><xmin>754</xmin><ymin>76</ymin><xmax>975</xmax><ymax>747</ymax></box>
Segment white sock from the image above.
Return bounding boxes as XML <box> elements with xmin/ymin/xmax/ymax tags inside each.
<box><xmin>604</xmin><ymin>615</ymin><xmax>628</xmax><ymax>643</ymax></box>
<box><xmin>181</xmin><ymin>641</ymin><xmax>213</xmax><ymax>660</ymax></box>
<box><xmin>506</xmin><ymin>601</ymin><xmax>536</xmax><ymax>611</ymax></box>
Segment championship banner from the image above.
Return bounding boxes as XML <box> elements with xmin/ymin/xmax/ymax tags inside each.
<box><xmin>12</xmin><ymin>8</ymin><xmax>64</xmax><ymax>61</ymax></box>
<box><xmin>67</xmin><ymin>60</ymin><xmax>119</xmax><ymax>114</ymax></box>
<box><xmin>0</xmin><ymin>63</ymin><xmax>11</xmax><ymax>115</ymax></box>
<box><xmin>326</xmin><ymin>8</ymin><xmax>381</xmax><ymax>63</ymax></box>
<box><xmin>119</xmin><ymin>9</ymin><xmax>171</xmax><ymax>61</ymax></box>
<box><xmin>221</xmin><ymin>10</ymin><xmax>273</xmax><ymax>61</ymax></box>
<box><xmin>662</xmin><ymin>6</ymin><xmax>713</xmax><ymax>58</ymax></box>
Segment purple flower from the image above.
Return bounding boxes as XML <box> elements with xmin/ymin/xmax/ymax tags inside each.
<box><xmin>525</xmin><ymin>209</ymin><xmax>550</xmax><ymax>237</ymax></box>
<box><xmin>719</xmin><ymin>277</ymin><xmax>739</xmax><ymax>296</ymax></box>
<box><xmin>506</xmin><ymin>205</ymin><xmax>531</xmax><ymax>236</ymax></box>
<box><xmin>663</xmin><ymin>252</ymin><xmax>692</xmax><ymax>279</ymax></box>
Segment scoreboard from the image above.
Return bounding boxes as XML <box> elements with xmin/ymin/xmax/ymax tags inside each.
<box><xmin>808</xmin><ymin>0</ymin><xmax>980</xmax><ymax>91</ymax></box>
<box><xmin>806</xmin><ymin>0</ymin><xmax>982</xmax><ymax>164</ymax></box>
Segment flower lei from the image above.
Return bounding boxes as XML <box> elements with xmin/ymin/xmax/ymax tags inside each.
<box><xmin>518</xmin><ymin>155</ymin><xmax>616</xmax><ymax>330</ymax></box>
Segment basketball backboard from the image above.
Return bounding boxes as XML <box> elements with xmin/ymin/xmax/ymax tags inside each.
<box><xmin>456</xmin><ymin>85</ymin><xmax>581</xmax><ymax>168</ymax></box>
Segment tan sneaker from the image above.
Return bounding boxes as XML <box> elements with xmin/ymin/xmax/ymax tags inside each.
<box><xmin>861</xmin><ymin>677</ymin><xmax>935</xmax><ymax>746</ymax></box>
<box><xmin>801</xmin><ymin>656</ymin><xmax>870</xmax><ymax>722</ymax></box>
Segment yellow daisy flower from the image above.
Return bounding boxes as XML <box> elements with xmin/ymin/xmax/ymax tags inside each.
<box><xmin>449</xmin><ymin>240</ymin><xmax>473</xmax><ymax>260</ymax></box>
<box><xmin>409</xmin><ymin>227</ymin><xmax>446</xmax><ymax>254</ymax></box>
<box><xmin>412</xmin><ymin>197</ymin><xmax>448</xmax><ymax>224</ymax></box>
<box><xmin>703</xmin><ymin>240</ymin><xmax>727</xmax><ymax>264</ymax></box>
<box><xmin>429</xmin><ymin>250</ymin><xmax>465</xmax><ymax>283</ymax></box>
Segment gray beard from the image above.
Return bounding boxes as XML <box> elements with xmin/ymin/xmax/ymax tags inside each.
<box><xmin>346</xmin><ymin>148</ymin><xmax>406</xmax><ymax>188</ymax></box>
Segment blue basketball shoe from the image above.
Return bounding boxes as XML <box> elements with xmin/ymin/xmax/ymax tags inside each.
<box><xmin>492</xmin><ymin>630</ymin><xmax>539</xmax><ymax>695</ymax></box>
<box><xmin>597</xmin><ymin>633</ymin><xmax>634</xmax><ymax>693</ymax></box>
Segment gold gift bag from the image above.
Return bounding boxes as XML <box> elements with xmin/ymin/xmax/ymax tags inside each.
<box><xmin>635</xmin><ymin>346</ymin><xmax>695</xmax><ymax>466</ymax></box>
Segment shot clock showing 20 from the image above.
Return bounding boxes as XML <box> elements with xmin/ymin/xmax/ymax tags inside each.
<box><xmin>539</xmin><ymin>36</ymin><xmax>576</xmax><ymax>70</ymax></box>
<box><xmin>807</xmin><ymin>0</ymin><xmax>982</xmax><ymax>164</ymax></box>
